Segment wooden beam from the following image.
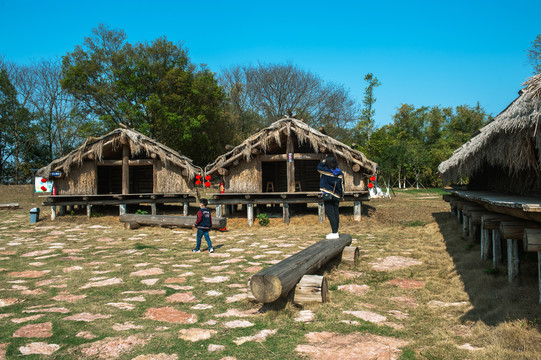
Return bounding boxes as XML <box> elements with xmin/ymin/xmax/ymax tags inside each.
<box><xmin>217</xmin><ymin>168</ymin><xmax>229</xmax><ymax>176</ymax></box>
<box><xmin>500</xmin><ymin>220</ymin><xmax>540</xmax><ymax>240</ymax></box>
<box><xmin>122</xmin><ymin>144</ymin><xmax>129</xmax><ymax>195</ymax></box>
<box><xmin>352</xmin><ymin>164</ymin><xmax>361</xmax><ymax>172</ymax></box>
<box><xmin>481</xmin><ymin>214</ymin><xmax>514</xmax><ymax>230</ymax></box>
<box><xmin>523</xmin><ymin>228</ymin><xmax>541</xmax><ymax>252</ymax></box>
<box><xmin>119</xmin><ymin>214</ymin><xmax>226</xmax><ymax>229</ymax></box>
<box><xmin>0</xmin><ymin>203</ymin><xmax>19</xmax><ymax>210</ymax></box>
<box><xmin>260</xmin><ymin>153</ymin><xmax>323</xmax><ymax>162</ymax></box>
<box><xmin>250</xmin><ymin>234</ymin><xmax>352</xmax><ymax>303</ymax></box>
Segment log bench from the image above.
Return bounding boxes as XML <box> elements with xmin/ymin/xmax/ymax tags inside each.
<box><xmin>248</xmin><ymin>234</ymin><xmax>354</xmax><ymax>303</ymax></box>
<box><xmin>0</xmin><ymin>203</ymin><xmax>19</xmax><ymax>210</ymax></box>
<box><xmin>119</xmin><ymin>214</ymin><xmax>226</xmax><ymax>230</ymax></box>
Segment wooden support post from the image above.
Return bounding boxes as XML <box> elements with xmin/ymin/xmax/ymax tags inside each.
<box><xmin>342</xmin><ymin>246</ymin><xmax>359</xmax><ymax>265</ymax></box>
<box><xmin>492</xmin><ymin>229</ymin><xmax>502</xmax><ymax>268</ymax></box>
<box><xmin>119</xmin><ymin>214</ymin><xmax>226</xmax><ymax>229</ymax></box>
<box><xmin>353</xmin><ymin>201</ymin><xmax>362</xmax><ymax>222</ymax></box>
<box><xmin>151</xmin><ymin>203</ymin><xmax>157</xmax><ymax>216</ymax></box>
<box><xmin>318</xmin><ymin>202</ymin><xmax>325</xmax><ymax>223</ymax></box>
<box><xmin>216</xmin><ymin>204</ymin><xmax>223</xmax><ymax>218</ymax></box>
<box><xmin>539</xmin><ymin>252</ymin><xmax>541</xmax><ymax>304</ymax></box>
<box><xmin>507</xmin><ymin>239</ymin><xmax>519</xmax><ymax>283</ymax></box>
<box><xmin>286</xmin><ymin>133</ymin><xmax>295</xmax><ymax>193</ymax></box>
<box><xmin>86</xmin><ymin>204</ymin><xmax>92</xmax><ymax>218</ymax></box>
<box><xmin>462</xmin><ymin>213</ymin><xmax>469</xmax><ymax>236</ymax></box>
<box><xmin>223</xmin><ymin>204</ymin><xmax>230</xmax><ymax>217</ymax></box>
<box><xmin>283</xmin><ymin>203</ymin><xmax>290</xmax><ymax>225</ymax></box>
<box><xmin>122</xmin><ymin>144</ymin><xmax>129</xmax><ymax>195</ymax></box>
<box><xmin>58</xmin><ymin>205</ymin><xmax>66</xmax><ymax>216</ymax></box>
<box><xmin>469</xmin><ymin>210</ymin><xmax>490</xmax><ymax>243</ymax></box>
<box><xmin>481</xmin><ymin>228</ymin><xmax>491</xmax><ymax>260</ymax></box>
<box><xmin>293</xmin><ymin>275</ymin><xmax>328</xmax><ymax>305</ymax></box>
<box><xmin>119</xmin><ymin>204</ymin><xmax>127</xmax><ymax>216</ymax></box>
<box><xmin>183</xmin><ymin>202</ymin><xmax>189</xmax><ymax>216</ymax></box>
<box><xmin>247</xmin><ymin>204</ymin><xmax>254</xmax><ymax>227</ymax></box>
<box><xmin>50</xmin><ymin>206</ymin><xmax>56</xmax><ymax>220</ymax></box>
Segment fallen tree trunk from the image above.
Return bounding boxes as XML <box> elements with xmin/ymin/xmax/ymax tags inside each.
<box><xmin>119</xmin><ymin>214</ymin><xmax>226</xmax><ymax>230</ymax></box>
<box><xmin>249</xmin><ymin>234</ymin><xmax>352</xmax><ymax>303</ymax></box>
<box><xmin>0</xmin><ymin>203</ymin><xmax>19</xmax><ymax>210</ymax></box>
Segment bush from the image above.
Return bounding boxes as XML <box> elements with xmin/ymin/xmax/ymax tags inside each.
<box><xmin>256</xmin><ymin>213</ymin><xmax>270</xmax><ymax>226</ymax></box>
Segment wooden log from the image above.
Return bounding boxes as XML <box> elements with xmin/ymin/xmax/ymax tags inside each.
<box><xmin>507</xmin><ymin>238</ymin><xmax>520</xmax><ymax>282</ymax></box>
<box><xmin>500</xmin><ymin>220</ymin><xmax>540</xmax><ymax>240</ymax></box>
<box><xmin>482</xmin><ymin>214</ymin><xmax>513</xmax><ymax>230</ymax></box>
<box><xmin>538</xmin><ymin>253</ymin><xmax>541</xmax><ymax>304</ymax></box>
<box><xmin>51</xmin><ymin>206</ymin><xmax>56</xmax><ymax>220</ymax></box>
<box><xmin>119</xmin><ymin>204</ymin><xmax>127</xmax><ymax>216</ymax></box>
<box><xmin>0</xmin><ymin>203</ymin><xmax>19</xmax><ymax>210</ymax></box>
<box><xmin>216</xmin><ymin>204</ymin><xmax>223</xmax><ymax>218</ymax></box>
<box><xmin>342</xmin><ymin>246</ymin><xmax>359</xmax><ymax>265</ymax></box>
<box><xmin>318</xmin><ymin>202</ymin><xmax>325</xmax><ymax>223</ymax></box>
<box><xmin>122</xmin><ymin>144</ymin><xmax>129</xmax><ymax>195</ymax></box>
<box><xmin>183</xmin><ymin>202</ymin><xmax>189</xmax><ymax>216</ymax></box>
<box><xmin>217</xmin><ymin>168</ymin><xmax>229</xmax><ymax>176</ymax></box>
<box><xmin>87</xmin><ymin>205</ymin><xmax>92</xmax><ymax>218</ymax></box>
<box><xmin>481</xmin><ymin>228</ymin><xmax>491</xmax><ymax>260</ymax></box>
<box><xmin>353</xmin><ymin>201</ymin><xmax>362</xmax><ymax>222</ymax></box>
<box><xmin>119</xmin><ymin>214</ymin><xmax>226</xmax><ymax>229</ymax></box>
<box><xmin>523</xmin><ymin>228</ymin><xmax>541</xmax><ymax>252</ymax></box>
<box><xmin>352</xmin><ymin>164</ymin><xmax>361</xmax><ymax>172</ymax></box>
<box><xmin>469</xmin><ymin>210</ymin><xmax>491</xmax><ymax>242</ymax></box>
<box><xmin>293</xmin><ymin>275</ymin><xmax>328</xmax><ymax>305</ymax></box>
<box><xmin>246</xmin><ymin>277</ymin><xmax>256</xmax><ymax>302</ymax></box>
<box><xmin>250</xmin><ymin>234</ymin><xmax>352</xmax><ymax>303</ymax></box>
<box><xmin>151</xmin><ymin>203</ymin><xmax>157</xmax><ymax>215</ymax></box>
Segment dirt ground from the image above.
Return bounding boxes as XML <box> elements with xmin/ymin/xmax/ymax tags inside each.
<box><xmin>1</xmin><ymin>185</ymin><xmax>541</xmax><ymax>359</ymax></box>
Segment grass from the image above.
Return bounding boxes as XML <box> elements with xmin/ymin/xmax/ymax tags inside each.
<box><xmin>0</xmin><ymin>185</ymin><xmax>541</xmax><ymax>359</ymax></box>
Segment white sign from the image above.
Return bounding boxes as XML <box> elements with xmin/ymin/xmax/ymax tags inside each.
<box><xmin>35</xmin><ymin>177</ymin><xmax>53</xmax><ymax>193</ymax></box>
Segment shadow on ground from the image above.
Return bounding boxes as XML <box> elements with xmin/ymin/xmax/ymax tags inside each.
<box><xmin>433</xmin><ymin>211</ymin><xmax>541</xmax><ymax>326</ymax></box>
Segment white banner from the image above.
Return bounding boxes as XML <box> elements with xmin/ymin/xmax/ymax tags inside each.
<box><xmin>35</xmin><ymin>177</ymin><xmax>53</xmax><ymax>193</ymax></box>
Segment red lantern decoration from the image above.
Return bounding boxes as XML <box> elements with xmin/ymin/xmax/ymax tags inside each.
<box><xmin>205</xmin><ymin>175</ymin><xmax>211</xmax><ymax>181</ymax></box>
<box><xmin>195</xmin><ymin>180</ymin><xmax>202</xmax><ymax>185</ymax></box>
<box><xmin>370</xmin><ymin>176</ymin><xmax>376</xmax><ymax>182</ymax></box>
<box><xmin>220</xmin><ymin>182</ymin><xmax>225</xmax><ymax>194</ymax></box>
<box><xmin>367</xmin><ymin>183</ymin><xmax>374</xmax><ymax>189</ymax></box>
<box><xmin>41</xmin><ymin>186</ymin><xmax>47</xmax><ymax>192</ymax></box>
<box><xmin>41</xmin><ymin>178</ymin><xmax>47</xmax><ymax>183</ymax></box>
<box><xmin>195</xmin><ymin>174</ymin><xmax>202</xmax><ymax>180</ymax></box>
<box><xmin>204</xmin><ymin>181</ymin><xmax>211</xmax><ymax>188</ymax></box>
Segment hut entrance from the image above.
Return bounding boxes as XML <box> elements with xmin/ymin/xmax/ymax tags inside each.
<box><xmin>97</xmin><ymin>165</ymin><xmax>154</xmax><ymax>194</ymax></box>
<box><xmin>262</xmin><ymin>160</ymin><xmax>320</xmax><ymax>192</ymax></box>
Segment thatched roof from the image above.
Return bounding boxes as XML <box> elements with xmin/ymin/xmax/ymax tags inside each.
<box><xmin>37</xmin><ymin>125</ymin><xmax>201</xmax><ymax>178</ymax></box>
<box><xmin>438</xmin><ymin>74</ymin><xmax>541</xmax><ymax>183</ymax></box>
<box><xmin>205</xmin><ymin>117</ymin><xmax>377</xmax><ymax>175</ymax></box>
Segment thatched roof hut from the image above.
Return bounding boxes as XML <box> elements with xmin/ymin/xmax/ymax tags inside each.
<box><xmin>38</xmin><ymin>125</ymin><xmax>201</xmax><ymax>195</ymax></box>
<box><xmin>205</xmin><ymin>117</ymin><xmax>377</xmax><ymax>194</ymax></box>
<box><xmin>438</xmin><ymin>74</ymin><xmax>541</xmax><ymax>194</ymax></box>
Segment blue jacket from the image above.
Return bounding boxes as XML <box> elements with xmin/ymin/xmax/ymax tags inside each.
<box><xmin>194</xmin><ymin>207</ymin><xmax>212</xmax><ymax>230</ymax></box>
<box><xmin>317</xmin><ymin>161</ymin><xmax>344</xmax><ymax>198</ymax></box>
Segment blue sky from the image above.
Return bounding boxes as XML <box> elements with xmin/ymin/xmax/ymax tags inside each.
<box><xmin>0</xmin><ymin>0</ymin><xmax>539</xmax><ymax>127</ymax></box>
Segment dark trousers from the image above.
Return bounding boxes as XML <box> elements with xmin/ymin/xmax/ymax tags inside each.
<box><xmin>195</xmin><ymin>228</ymin><xmax>212</xmax><ymax>250</ymax></box>
<box><xmin>324</xmin><ymin>198</ymin><xmax>340</xmax><ymax>233</ymax></box>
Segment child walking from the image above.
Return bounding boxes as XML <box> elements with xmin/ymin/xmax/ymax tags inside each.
<box><xmin>192</xmin><ymin>198</ymin><xmax>214</xmax><ymax>253</ymax></box>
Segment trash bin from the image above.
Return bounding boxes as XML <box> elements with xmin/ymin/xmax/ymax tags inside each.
<box><xmin>30</xmin><ymin>208</ymin><xmax>40</xmax><ymax>224</ymax></box>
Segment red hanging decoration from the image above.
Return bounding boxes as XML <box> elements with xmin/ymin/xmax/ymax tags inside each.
<box><xmin>195</xmin><ymin>180</ymin><xmax>202</xmax><ymax>185</ymax></box>
<box><xmin>195</xmin><ymin>174</ymin><xmax>202</xmax><ymax>180</ymax></box>
<box><xmin>367</xmin><ymin>183</ymin><xmax>374</xmax><ymax>189</ymax></box>
<box><xmin>204</xmin><ymin>181</ymin><xmax>211</xmax><ymax>188</ymax></box>
<box><xmin>41</xmin><ymin>178</ymin><xmax>47</xmax><ymax>183</ymax></box>
<box><xmin>40</xmin><ymin>186</ymin><xmax>47</xmax><ymax>192</ymax></box>
<box><xmin>205</xmin><ymin>174</ymin><xmax>211</xmax><ymax>181</ymax></box>
<box><xmin>370</xmin><ymin>176</ymin><xmax>376</xmax><ymax>182</ymax></box>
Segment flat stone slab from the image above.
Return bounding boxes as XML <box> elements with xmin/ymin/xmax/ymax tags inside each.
<box><xmin>388</xmin><ymin>279</ymin><xmax>425</xmax><ymax>289</ymax></box>
<box><xmin>233</xmin><ymin>329</ymin><xmax>277</xmax><ymax>345</ymax></box>
<box><xmin>166</xmin><ymin>292</ymin><xmax>197</xmax><ymax>303</ymax></box>
<box><xmin>370</xmin><ymin>256</ymin><xmax>422</xmax><ymax>271</ymax></box>
<box><xmin>295</xmin><ymin>332</ymin><xmax>408</xmax><ymax>360</ymax></box>
<box><xmin>64</xmin><ymin>313</ymin><xmax>112</xmax><ymax>322</ymax></box>
<box><xmin>78</xmin><ymin>335</ymin><xmax>149</xmax><ymax>359</ymax></box>
<box><xmin>338</xmin><ymin>284</ymin><xmax>370</xmax><ymax>295</ymax></box>
<box><xmin>19</xmin><ymin>342</ymin><xmax>60</xmax><ymax>355</ymax></box>
<box><xmin>13</xmin><ymin>322</ymin><xmax>52</xmax><ymax>338</ymax></box>
<box><xmin>144</xmin><ymin>307</ymin><xmax>197</xmax><ymax>324</ymax></box>
<box><xmin>132</xmin><ymin>354</ymin><xmax>179</xmax><ymax>360</ymax></box>
<box><xmin>178</xmin><ymin>328</ymin><xmax>217</xmax><ymax>342</ymax></box>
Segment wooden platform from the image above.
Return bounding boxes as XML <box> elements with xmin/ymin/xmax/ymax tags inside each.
<box><xmin>447</xmin><ymin>190</ymin><xmax>541</xmax><ymax>223</ymax></box>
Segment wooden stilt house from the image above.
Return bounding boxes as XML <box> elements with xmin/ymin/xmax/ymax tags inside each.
<box><xmin>205</xmin><ymin>117</ymin><xmax>377</xmax><ymax>224</ymax></box>
<box><xmin>37</xmin><ymin>125</ymin><xmax>201</xmax><ymax>218</ymax></box>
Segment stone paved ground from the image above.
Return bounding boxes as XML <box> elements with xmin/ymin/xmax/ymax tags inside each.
<box><xmin>2</xmin><ymin>189</ymin><xmax>541</xmax><ymax>359</ymax></box>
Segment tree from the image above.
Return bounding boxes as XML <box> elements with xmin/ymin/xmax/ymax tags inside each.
<box><xmin>355</xmin><ymin>73</ymin><xmax>381</xmax><ymax>149</ymax></box>
<box><xmin>527</xmin><ymin>34</ymin><xmax>541</xmax><ymax>74</ymax></box>
<box><xmin>61</xmin><ymin>24</ymin><xmax>231</xmax><ymax>165</ymax></box>
<box><xmin>220</xmin><ymin>63</ymin><xmax>358</xmax><ymax>141</ymax></box>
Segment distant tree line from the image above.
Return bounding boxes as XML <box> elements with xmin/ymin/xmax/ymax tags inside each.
<box><xmin>0</xmin><ymin>25</ymin><xmax>537</xmax><ymax>186</ymax></box>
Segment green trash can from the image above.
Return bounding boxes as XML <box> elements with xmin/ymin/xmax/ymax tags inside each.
<box><xmin>30</xmin><ymin>208</ymin><xmax>40</xmax><ymax>223</ymax></box>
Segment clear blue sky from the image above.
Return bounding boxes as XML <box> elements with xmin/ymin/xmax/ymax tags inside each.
<box><xmin>1</xmin><ymin>0</ymin><xmax>539</xmax><ymax>127</ymax></box>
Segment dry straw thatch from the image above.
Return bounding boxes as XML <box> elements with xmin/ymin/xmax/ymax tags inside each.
<box><xmin>37</xmin><ymin>125</ymin><xmax>201</xmax><ymax>179</ymax></box>
<box><xmin>205</xmin><ymin>117</ymin><xmax>377</xmax><ymax>176</ymax></box>
<box><xmin>438</xmin><ymin>74</ymin><xmax>541</xmax><ymax>184</ymax></box>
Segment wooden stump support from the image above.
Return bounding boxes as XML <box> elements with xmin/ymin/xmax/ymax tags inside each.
<box><xmin>353</xmin><ymin>201</ymin><xmax>362</xmax><ymax>222</ymax></box>
<box><xmin>293</xmin><ymin>275</ymin><xmax>328</xmax><ymax>305</ymax></box>
<box><xmin>342</xmin><ymin>246</ymin><xmax>359</xmax><ymax>265</ymax></box>
<box><xmin>318</xmin><ymin>202</ymin><xmax>325</xmax><ymax>223</ymax></box>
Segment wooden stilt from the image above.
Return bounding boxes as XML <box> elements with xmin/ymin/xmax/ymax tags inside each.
<box><xmin>50</xmin><ymin>206</ymin><xmax>56</xmax><ymax>220</ymax></box>
<box><xmin>282</xmin><ymin>203</ymin><xmax>290</xmax><ymax>225</ymax></box>
<box><xmin>151</xmin><ymin>203</ymin><xmax>157</xmax><ymax>215</ymax></box>
<box><xmin>247</xmin><ymin>204</ymin><xmax>254</xmax><ymax>227</ymax></box>
<box><xmin>86</xmin><ymin>204</ymin><xmax>92</xmax><ymax>218</ymax></box>
<box><xmin>59</xmin><ymin>205</ymin><xmax>66</xmax><ymax>216</ymax></box>
<box><xmin>353</xmin><ymin>201</ymin><xmax>362</xmax><ymax>222</ymax></box>
<box><xmin>216</xmin><ymin>204</ymin><xmax>223</xmax><ymax>218</ymax></box>
<box><xmin>492</xmin><ymin>229</ymin><xmax>502</xmax><ymax>268</ymax></box>
<box><xmin>318</xmin><ymin>202</ymin><xmax>325</xmax><ymax>223</ymax></box>
<box><xmin>183</xmin><ymin>202</ymin><xmax>189</xmax><ymax>216</ymax></box>
<box><xmin>119</xmin><ymin>204</ymin><xmax>127</xmax><ymax>216</ymax></box>
<box><xmin>507</xmin><ymin>239</ymin><xmax>519</xmax><ymax>283</ymax></box>
<box><xmin>539</xmin><ymin>252</ymin><xmax>541</xmax><ymax>304</ymax></box>
<box><xmin>481</xmin><ymin>228</ymin><xmax>491</xmax><ymax>260</ymax></box>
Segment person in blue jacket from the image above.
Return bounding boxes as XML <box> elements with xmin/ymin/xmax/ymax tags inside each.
<box><xmin>192</xmin><ymin>198</ymin><xmax>214</xmax><ymax>253</ymax></box>
<box><xmin>317</xmin><ymin>155</ymin><xmax>344</xmax><ymax>239</ymax></box>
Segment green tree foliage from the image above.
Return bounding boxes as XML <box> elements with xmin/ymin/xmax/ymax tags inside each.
<box><xmin>61</xmin><ymin>24</ymin><xmax>231</xmax><ymax>165</ymax></box>
<box><xmin>355</xmin><ymin>73</ymin><xmax>381</xmax><ymax>150</ymax></box>
<box><xmin>364</xmin><ymin>103</ymin><xmax>490</xmax><ymax>188</ymax></box>
<box><xmin>527</xmin><ymin>34</ymin><xmax>541</xmax><ymax>74</ymax></box>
